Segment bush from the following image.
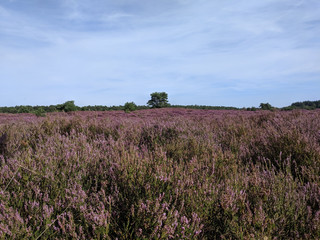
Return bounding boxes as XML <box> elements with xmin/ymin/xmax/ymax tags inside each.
<box><xmin>34</xmin><ymin>108</ymin><xmax>46</xmax><ymax>117</ymax></box>
<box><xmin>124</xmin><ymin>102</ymin><xmax>137</xmax><ymax>113</ymax></box>
<box><xmin>57</xmin><ymin>101</ymin><xmax>78</xmax><ymax>112</ymax></box>
<box><xmin>260</xmin><ymin>103</ymin><xmax>274</xmax><ymax>110</ymax></box>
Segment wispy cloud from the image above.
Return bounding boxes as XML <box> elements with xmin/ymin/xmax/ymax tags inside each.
<box><xmin>0</xmin><ymin>0</ymin><xmax>319</xmax><ymax>107</ymax></box>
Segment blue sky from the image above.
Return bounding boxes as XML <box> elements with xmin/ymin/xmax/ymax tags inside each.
<box><xmin>0</xmin><ymin>0</ymin><xmax>319</xmax><ymax>107</ymax></box>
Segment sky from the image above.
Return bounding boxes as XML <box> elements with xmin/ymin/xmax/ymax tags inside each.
<box><xmin>0</xmin><ymin>0</ymin><xmax>319</xmax><ymax>108</ymax></box>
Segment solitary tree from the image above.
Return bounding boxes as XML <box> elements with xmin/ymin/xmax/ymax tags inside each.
<box><xmin>124</xmin><ymin>102</ymin><xmax>137</xmax><ymax>112</ymax></box>
<box><xmin>259</xmin><ymin>102</ymin><xmax>273</xmax><ymax>110</ymax></box>
<box><xmin>57</xmin><ymin>101</ymin><xmax>78</xmax><ymax>112</ymax></box>
<box><xmin>147</xmin><ymin>92</ymin><xmax>169</xmax><ymax>108</ymax></box>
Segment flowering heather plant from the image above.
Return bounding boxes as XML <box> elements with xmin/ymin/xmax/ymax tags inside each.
<box><xmin>0</xmin><ymin>109</ymin><xmax>320</xmax><ymax>239</ymax></box>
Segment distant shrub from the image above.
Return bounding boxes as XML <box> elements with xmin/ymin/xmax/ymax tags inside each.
<box><xmin>247</xmin><ymin>107</ymin><xmax>257</xmax><ymax>111</ymax></box>
<box><xmin>124</xmin><ymin>102</ymin><xmax>137</xmax><ymax>112</ymax></box>
<box><xmin>260</xmin><ymin>102</ymin><xmax>274</xmax><ymax>110</ymax></box>
<box><xmin>57</xmin><ymin>100</ymin><xmax>78</xmax><ymax>112</ymax></box>
<box><xmin>34</xmin><ymin>108</ymin><xmax>46</xmax><ymax>117</ymax></box>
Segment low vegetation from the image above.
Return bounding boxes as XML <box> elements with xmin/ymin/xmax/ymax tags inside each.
<box><xmin>0</xmin><ymin>108</ymin><xmax>319</xmax><ymax>239</ymax></box>
<box><xmin>1</xmin><ymin>92</ymin><xmax>319</xmax><ymax>115</ymax></box>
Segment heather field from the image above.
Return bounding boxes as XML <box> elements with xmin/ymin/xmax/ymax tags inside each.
<box><xmin>0</xmin><ymin>109</ymin><xmax>320</xmax><ymax>239</ymax></box>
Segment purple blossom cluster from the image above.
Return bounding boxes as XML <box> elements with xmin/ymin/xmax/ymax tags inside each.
<box><xmin>0</xmin><ymin>108</ymin><xmax>320</xmax><ymax>239</ymax></box>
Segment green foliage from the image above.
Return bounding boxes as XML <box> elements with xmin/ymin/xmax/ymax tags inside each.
<box><xmin>34</xmin><ymin>108</ymin><xmax>46</xmax><ymax>117</ymax></box>
<box><xmin>247</xmin><ymin>107</ymin><xmax>257</xmax><ymax>111</ymax></box>
<box><xmin>289</xmin><ymin>100</ymin><xmax>320</xmax><ymax>110</ymax></box>
<box><xmin>260</xmin><ymin>102</ymin><xmax>274</xmax><ymax>110</ymax></box>
<box><xmin>281</xmin><ymin>100</ymin><xmax>320</xmax><ymax>110</ymax></box>
<box><xmin>147</xmin><ymin>92</ymin><xmax>169</xmax><ymax>108</ymax></box>
<box><xmin>57</xmin><ymin>100</ymin><xmax>78</xmax><ymax>112</ymax></box>
<box><xmin>17</xmin><ymin>105</ymin><xmax>33</xmax><ymax>113</ymax></box>
<box><xmin>1</xmin><ymin>99</ymin><xmax>320</xmax><ymax>114</ymax></box>
<box><xmin>124</xmin><ymin>102</ymin><xmax>137</xmax><ymax>113</ymax></box>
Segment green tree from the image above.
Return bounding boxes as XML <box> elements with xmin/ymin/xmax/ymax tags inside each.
<box><xmin>34</xmin><ymin>108</ymin><xmax>46</xmax><ymax>117</ymax></box>
<box><xmin>259</xmin><ymin>103</ymin><xmax>273</xmax><ymax>110</ymax></box>
<box><xmin>57</xmin><ymin>101</ymin><xmax>78</xmax><ymax>112</ymax></box>
<box><xmin>124</xmin><ymin>102</ymin><xmax>137</xmax><ymax>112</ymax></box>
<box><xmin>147</xmin><ymin>92</ymin><xmax>169</xmax><ymax>108</ymax></box>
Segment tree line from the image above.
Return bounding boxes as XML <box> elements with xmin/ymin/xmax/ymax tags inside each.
<box><xmin>0</xmin><ymin>92</ymin><xmax>319</xmax><ymax>115</ymax></box>
<box><xmin>0</xmin><ymin>101</ymin><xmax>148</xmax><ymax>115</ymax></box>
<box><xmin>282</xmin><ymin>100</ymin><xmax>320</xmax><ymax>110</ymax></box>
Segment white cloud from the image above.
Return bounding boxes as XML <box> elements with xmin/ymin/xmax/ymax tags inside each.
<box><xmin>0</xmin><ymin>0</ymin><xmax>319</xmax><ymax>107</ymax></box>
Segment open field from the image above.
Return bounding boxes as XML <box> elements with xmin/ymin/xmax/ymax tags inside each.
<box><xmin>0</xmin><ymin>109</ymin><xmax>320</xmax><ymax>239</ymax></box>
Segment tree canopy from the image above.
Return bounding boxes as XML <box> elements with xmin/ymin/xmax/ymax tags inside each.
<box><xmin>259</xmin><ymin>102</ymin><xmax>274</xmax><ymax>110</ymax></box>
<box><xmin>147</xmin><ymin>92</ymin><xmax>169</xmax><ymax>108</ymax></box>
